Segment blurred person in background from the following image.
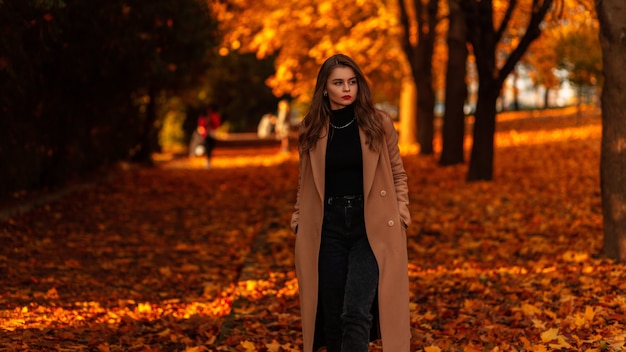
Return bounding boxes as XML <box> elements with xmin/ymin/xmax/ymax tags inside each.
<box><xmin>257</xmin><ymin>113</ymin><xmax>277</xmax><ymax>139</ymax></box>
<box><xmin>275</xmin><ymin>99</ymin><xmax>291</xmax><ymax>152</ymax></box>
<box><xmin>189</xmin><ymin>104</ymin><xmax>221</xmax><ymax>169</ymax></box>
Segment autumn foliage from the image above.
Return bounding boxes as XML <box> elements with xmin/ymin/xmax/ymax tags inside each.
<box><xmin>1</xmin><ymin>111</ymin><xmax>625</xmax><ymax>351</ymax></box>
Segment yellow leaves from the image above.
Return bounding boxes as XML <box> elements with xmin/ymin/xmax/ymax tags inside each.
<box><xmin>266</xmin><ymin>340</ymin><xmax>282</xmax><ymax>351</ymax></box>
<box><xmin>241</xmin><ymin>279</ymin><xmax>271</xmax><ymax>299</ymax></box>
<box><xmin>251</xmin><ymin>28</ymin><xmax>278</xmax><ymax>59</ymax></box>
<box><xmin>495</xmin><ymin>123</ymin><xmax>602</xmax><ymax>148</ymax></box>
<box><xmin>584</xmin><ymin>306</ymin><xmax>596</xmax><ymax>321</ymax></box>
<box><xmin>266</xmin><ymin>339</ymin><xmax>299</xmax><ymax>352</ymax></box>
<box><xmin>532</xmin><ymin>319</ymin><xmax>546</xmax><ymax>329</ymax></box>
<box><xmin>215</xmin><ymin>0</ymin><xmax>403</xmax><ymax>103</ymax></box>
<box><xmin>552</xmin><ymin>337</ymin><xmax>573</xmax><ymax>350</ymax></box>
<box><xmin>562</xmin><ymin>250</ymin><xmax>590</xmax><ymax>262</ymax></box>
<box><xmin>236</xmin><ymin>339</ymin><xmax>298</xmax><ymax>352</ymax></box>
<box><xmin>136</xmin><ymin>302</ymin><xmax>152</xmax><ymax>314</ymax></box>
<box><xmin>192</xmin><ymin>149</ymin><xmax>296</xmax><ymax>169</ymax></box>
<box><xmin>576</xmin><ymin>306</ymin><xmax>597</xmax><ymax>327</ymax></box>
<box><xmin>518</xmin><ymin>303</ymin><xmax>543</xmax><ymax>316</ymax></box>
<box><xmin>317</xmin><ymin>1</ymin><xmax>333</xmax><ymax>15</ymax></box>
<box><xmin>538</xmin><ymin>328</ymin><xmax>572</xmax><ymax>349</ymax></box>
<box><xmin>240</xmin><ymin>340</ymin><xmax>256</xmax><ymax>351</ymax></box>
<box><xmin>2</xmin><ymin>113</ymin><xmax>623</xmax><ymax>350</ymax></box>
<box><xmin>530</xmin><ymin>345</ymin><xmax>549</xmax><ymax>352</ymax></box>
<box><xmin>275</xmin><ymin>277</ymin><xmax>299</xmax><ymax>298</ymax></box>
<box><xmin>541</xmin><ymin>328</ymin><xmax>560</xmax><ymax>342</ymax></box>
<box><xmin>606</xmin><ymin>334</ymin><xmax>626</xmax><ymax>350</ymax></box>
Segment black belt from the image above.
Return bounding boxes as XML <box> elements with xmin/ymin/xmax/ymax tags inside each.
<box><xmin>326</xmin><ymin>195</ymin><xmax>364</xmax><ymax>207</ymax></box>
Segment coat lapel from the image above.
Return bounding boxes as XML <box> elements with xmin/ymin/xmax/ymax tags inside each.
<box><xmin>360</xmin><ymin>128</ymin><xmax>380</xmax><ymax>199</ymax></box>
<box><xmin>310</xmin><ymin>127</ymin><xmax>328</xmax><ymax>202</ymax></box>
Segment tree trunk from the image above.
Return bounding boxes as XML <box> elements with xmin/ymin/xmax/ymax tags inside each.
<box><xmin>461</xmin><ymin>0</ymin><xmax>552</xmax><ymax>181</ymax></box>
<box><xmin>439</xmin><ymin>0</ymin><xmax>468</xmax><ymax>166</ymax></box>
<box><xmin>577</xmin><ymin>85</ymin><xmax>584</xmax><ymax>122</ymax></box>
<box><xmin>596</xmin><ymin>0</ymin><xmax>626</xmax><ymax>261</ymax></box>
<box><xmin>414</xmin><ymin>0</ymin><xmax>439</xmax><ymax>155</ymax></box>
<box><xmin>467</xmin><ymin>81</ymin><xmax>499</xmax><ymax>181</ymax></box>
<box><xmin>511</xmin><ymin>70</ymin><xmax>520</xmax><ymax>111</ymax></box>
<box><xmin>397</xmin><ymin>0</ymin><xmax>439</xmax><ymax>155</ymax></box>
<box><xmin>414</xmin><ymin>33</ymin><xmax>435</xmax><ymax>156</ymax></box>
<box><xmin>399</xmin><ymin>78</ymin><xmax>418</xmax><ymax>146</ymax></box>
<box><xmin>416</xmin><ymin>74</ymin><xmax>435</xmax><ymax>155</ymax></box>
<box><xmin>130</xmin><ymin>84</ymin><xmax>158</xmax><ymax>166</ymax></box>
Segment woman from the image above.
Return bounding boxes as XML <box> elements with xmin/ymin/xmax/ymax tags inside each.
<box><xmin>291</xmin><ymin>54</ymin><xmax>412</xmax><ymax>351</ymax></box>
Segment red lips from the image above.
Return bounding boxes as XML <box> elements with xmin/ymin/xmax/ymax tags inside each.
<box><xmin>342</xmin><ymin>95</ymin><xmax>352</xmax><ymax>100</ymax></box>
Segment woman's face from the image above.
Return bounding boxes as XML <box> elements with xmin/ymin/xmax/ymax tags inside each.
<box><xmin>324</xmin><ymin>66</ymin><xmax>358</xmax><ymax>110</ymax></box>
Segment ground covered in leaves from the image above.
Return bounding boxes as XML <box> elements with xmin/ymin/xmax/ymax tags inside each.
<box><xmin>1</xmin><ymin>111</ymin><xmax>625</xmax><ymax>352</ymax></box>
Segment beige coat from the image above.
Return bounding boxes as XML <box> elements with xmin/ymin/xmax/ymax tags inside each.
<box><xmin>291</xmin><ymin>113</ymin><xmax>412</xmax><ymax>351</ymax></box>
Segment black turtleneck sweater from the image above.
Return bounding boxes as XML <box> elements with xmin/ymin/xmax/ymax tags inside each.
<box><xmin>325</xmin><ymin>104</ymin><xmax>363</xmax><ymax>197</ymax></box>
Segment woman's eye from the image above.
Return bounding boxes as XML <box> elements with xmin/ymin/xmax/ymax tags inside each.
<box><xmin>349</xmin><ymin>80</ymin><xmax>357</xmax><ymax>85</ymax></box>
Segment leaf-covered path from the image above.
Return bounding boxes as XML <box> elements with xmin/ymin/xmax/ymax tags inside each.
<box><xmin>2</xmin><ymin>112</ymin><xmax>626</xmax><ymax>352</ymax></box>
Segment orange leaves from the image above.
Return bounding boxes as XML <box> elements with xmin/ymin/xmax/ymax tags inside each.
<box><xmin>239</xmin><ymin>340</ymin><xmax>256</xmax><ymax>351</ymax></box>
<box><xmin>213</xmin><ymin>0</ymin><xmax>404</xmax><ymax>102</ymax></box>
<box><xmin>404</xmin><ymin>112</ymin><xmax>626</xmax><ymax>351</ymax></box>
<box><xmin>495</xmin><ymin>122</ymin><xmax>602</xmax><ymax>148</ymax></box>
<box><xmin>266</xmin><ymin>339</ymin><xmax>300</xmax><ymax>352</ymax></box>
<box><xmin>518</xmin><ymin>303</ymin><xmax>543</xmax><ymax>316</ymax></box>
<box><xmin>1</xmin><ymin>112</ymin><xmax>624</xmax><ymax>350</ymax></box>
<box><xmin>0</xmin><ymin>154</ymin><xmax>291</xmax><ymax>350</ymax></box>
<box><xmin>539</xmin><ymin>328</ymin><xmax>574</xmax><ymax>350</ymax></box>
<box><xmin>574</xmin><ymin>306</ymin><xmax>596</xmax><ymax>328</ymax></box>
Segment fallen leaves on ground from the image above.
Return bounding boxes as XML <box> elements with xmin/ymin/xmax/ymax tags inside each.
<box><xmin>1</xmin><ymin>112</ymin><xmax>624</xmax><ymax>351</ymax></box>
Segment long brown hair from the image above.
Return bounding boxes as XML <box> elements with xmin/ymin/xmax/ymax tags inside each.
<box><xmin>298</xmin><ymin>54</ymin><xmax>385</xmax><ymax>153</ymax></box>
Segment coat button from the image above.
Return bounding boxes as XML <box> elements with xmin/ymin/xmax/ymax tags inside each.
<box><xmin>380</xmin><ymin>190</ymin><xmax>387</xmax><ymax>197</ymax></box>
<box><xmin>387</xmin><ymin>220</ymin><xmax>394</xmax><ymax>227</ymax></box>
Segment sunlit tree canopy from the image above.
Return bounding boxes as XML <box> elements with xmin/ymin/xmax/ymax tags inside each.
<box><xmin>211</xmin><ymin>0</ymin><xmax>407</xmax><ymax>103</ymax></box>
<box><xmin>523</xmin><ymin>0</ymin><xmax>601</xmax><ymax>101</ymax></box>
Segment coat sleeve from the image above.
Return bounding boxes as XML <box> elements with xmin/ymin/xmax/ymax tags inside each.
<box><xmin>291</xmin><ymin>149</ymin><xmax>303</xmax><ymax>233</ymax></box>
<box><xmin>382</xmin><ymin>113</ymin><xmax>411</xmax><ymax>228</ymax></box>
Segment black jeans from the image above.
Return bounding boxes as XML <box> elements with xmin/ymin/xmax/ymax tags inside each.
<box><xmin>318</xmin><ymin>196</ymin><xmax>379</xmax><ymax>352</ymax></box>
<box><xmin>205</xmin><ymin>135</ymin><xmax>217</xmax><ymax>160</ymax></box>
